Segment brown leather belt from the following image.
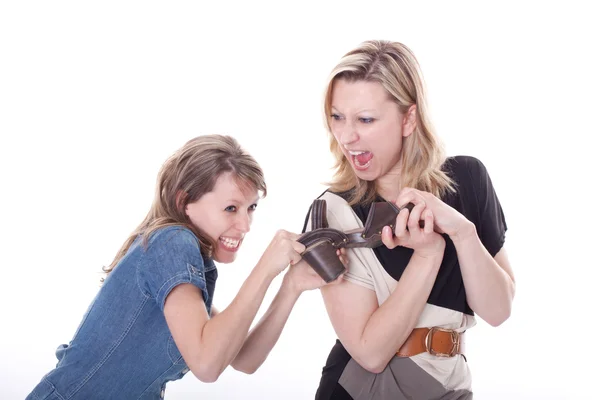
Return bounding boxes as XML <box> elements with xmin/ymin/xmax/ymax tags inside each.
<box><xmin>396</xmin><ymin>327</ymin><xmax>465</xmax><ymax>358</ymax></box>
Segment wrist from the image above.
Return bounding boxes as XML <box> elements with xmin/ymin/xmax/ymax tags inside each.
<box><xmin>254</xmin><ymin>259</ymin><xmax>281</xmax><ymax>282</ymax></box>
<box><xmin>281</xmin><ymin>272</ymin><xmax>304</xmax><ymax>297</ymax></box>
<box><xmin>449</xmin><ymin>220</ymin><xmax>477</xmax><ymax>245</ymax></box>
<box><xmin>413</xmin><ymin>236</ymin><xmax>446</xmax><ymax>261</ymax></box>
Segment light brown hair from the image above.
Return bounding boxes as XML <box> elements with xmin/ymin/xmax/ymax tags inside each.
<box><xmin>103</xmin><ymin>134</ymin><xmax>266</xmax><ymax>277</ymax></box>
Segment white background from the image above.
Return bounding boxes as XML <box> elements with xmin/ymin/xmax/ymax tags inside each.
<box><xmin>1</xmin><ymin>1</ymin><xmax>598</xmax><ymax>399</ymax></box>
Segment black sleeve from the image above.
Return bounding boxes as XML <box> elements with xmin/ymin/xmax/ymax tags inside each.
<box><xmin>465</xmin><ymin>156</ymin><xmax>507</xmax><ymax>257</ymax></box>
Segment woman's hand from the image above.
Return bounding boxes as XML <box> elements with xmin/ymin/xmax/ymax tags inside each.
<box><xmin>381</xmin><ymin>199</ymin><xmax>445</xmax><ymax>258</ymax></box>
<box><xmin>394</xmin><ymin>188</ymin><xmax>474</xmax><ymax>242</ymax></box>
<box><xmin>282</xmin><ymin>248</ymin><xmax>348</xmax><ymax>294</ymax></box>
<box><xmin>257</xmin><ymin>230</ymin><xmax>306</xmax><ymax>277</ymax></box>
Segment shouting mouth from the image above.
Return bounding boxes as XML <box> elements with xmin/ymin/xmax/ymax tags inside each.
<box><xmin>348</xmin><ymin>150</ymin><xmax>373</xmax><ymax>170</ymax></box>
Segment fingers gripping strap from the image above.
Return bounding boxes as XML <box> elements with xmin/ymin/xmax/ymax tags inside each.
<box><xmin>362</xmin><ymin>201</ymin><xmax>402</xmax><ymax>239</ymax></box>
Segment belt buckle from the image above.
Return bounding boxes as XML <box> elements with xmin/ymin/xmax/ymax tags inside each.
<box><xmin>425</xmin><ymin>327</ymin><xmax>460</xmax><ymax>357</ymax></box>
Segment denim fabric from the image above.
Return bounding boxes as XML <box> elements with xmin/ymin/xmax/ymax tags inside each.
<box><xmin>27</xmin><ymin>226</ymin><xmax>217</xmax><ymax>399</ymax></box>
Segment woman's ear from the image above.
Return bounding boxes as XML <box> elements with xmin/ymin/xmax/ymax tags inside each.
<box><xmin>402</xmin><ymin>104</ymin><xmax>418</xmax><ymax>137</ymax></box>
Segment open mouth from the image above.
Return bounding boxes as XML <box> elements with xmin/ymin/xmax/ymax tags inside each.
<box><xmin>348</xmin><ymin>150</ymin><xmax>373</xmax><ymax>170</ymax></box>
<box><xmin>219</xmin><ymin>236</ymin><xmax>242</xmax><ymax>251</ymax></box>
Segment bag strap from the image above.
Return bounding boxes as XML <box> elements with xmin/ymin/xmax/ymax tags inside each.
<box><xmin>310</xmin><ymin>199</ymin><xmax>328</xmax><ymax>230</ymax></box>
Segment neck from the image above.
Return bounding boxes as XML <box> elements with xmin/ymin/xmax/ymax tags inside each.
<box><xmin>376</xmin><ymin>166</ymin><xmax>402</xmax><ymax>203</ymax></box>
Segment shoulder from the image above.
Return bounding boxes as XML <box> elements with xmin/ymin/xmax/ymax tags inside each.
<box><xmin>148</xmin><ymin>226</ymin><xmax>199</xmax><ymax>248</ymax></box>
<box><xmin>307</xmin><ymin>190</ymin><xmax>358</xmax><ymax>219</ymax></box>
<box><xmin>443</xmin><ymin>155</ymin><xmax>488</xmax><ymax>178</ymax></box>
<box><xmin>320</xmin><ymin>190</ymin><xmax>352</xmax><ymax>207</ymax></box>
<box><xmin>319</xmin><ymin>191</ymin><xmax>365</xmax><ymax>229</ymax></box>
<box><xmin>143</xmin><ymin>226</ymin><xmax>202</xmax><ymax>261</ymax></box>
<box><xmin>443</xmin><ymin>155</ymin><xmax>493</xmax><ymax>194</ymax></box>
<box><xmin>137</xmin><ymin>226</ymin><xmax>211</xmax><ymax>279</ymax></box>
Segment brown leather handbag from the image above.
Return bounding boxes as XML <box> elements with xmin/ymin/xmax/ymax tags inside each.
<box><xmin>298</xmin><ymin>199</ymin><xmax>415</xmax><ymax>282</ymax></box>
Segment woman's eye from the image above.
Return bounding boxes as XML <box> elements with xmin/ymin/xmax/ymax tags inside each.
<box><xmin>249</xmin><ymin>204</ymin><xmax>257</xmax><ymax>211</ymax></box>
<box><xmin>331</xmin><ymin>113</ymin><xmax>342</xmax><ymax>121</ymax></box>
<box><xmin>359</xmin><ymin>117</ymin><xmax>374</xmax><ymax>123</ymax></box>
<box><xmin>225</xmin><ymin>206</ymin><xmax>237</xmax><ymax>212</ymax></box>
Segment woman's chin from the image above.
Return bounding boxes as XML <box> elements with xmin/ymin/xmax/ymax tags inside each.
<box><xmin>348</xmin><ymin>158</ymin><xmax>380</xmax><ymax>181</ymax></box>
<box><xmin>353</xmin><ymin>166</ymin><xmax>380</xmax><ymax>182</ymax></box>
<box><xmin>213</xmin><ymin>247</ymin><xmax>238</xmax><ymax>264</ymax></box>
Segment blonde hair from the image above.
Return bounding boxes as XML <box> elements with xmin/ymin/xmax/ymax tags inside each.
<box><xmin>103</xmin><ymin>134</ymin><xmax>266</xmax><ymax>277</ymax></box>
<box><xmin>324</xmin><ymin>40</ymin><xmax>454</xmax><ymax>205</ymax></box>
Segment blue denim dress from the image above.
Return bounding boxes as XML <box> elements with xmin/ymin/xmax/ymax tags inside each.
<box><xmin>27</xmin><ymin>226</ymin><xmax>218</xmax><ymax>399</ymax></box>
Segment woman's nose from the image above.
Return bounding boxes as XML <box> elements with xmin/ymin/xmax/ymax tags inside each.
<box><xmin>236</xmin><ymin>213</ymin><xmax>251</xmax><ymax>233</ymax></box>
<box><xmin>338</xmin><ymin>121</ymin><xmax>359</xmax><ymax>145</ymax></box>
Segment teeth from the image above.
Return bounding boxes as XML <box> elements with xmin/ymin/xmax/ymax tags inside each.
<box><xmin>219</xmin><ymin>237</ymin><xmax>240</xmax><ymax>248</ymax></box>
<box><xmin>348</xmin><ymin>150</ymin><xmax>367</xmax><ymax>156</ymax></box>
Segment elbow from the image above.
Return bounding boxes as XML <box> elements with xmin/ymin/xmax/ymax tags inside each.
<box><xmin>486</xmin><ymin>304</ymin><xmax>512</xmax><ymax>327</ymax></box>
<box><xmin>231</xmin><ymin>362</ymin><xmax>258</xmax><ymax>375</ymax></box>
<box><xmin>191</xmin><ymin>368</ymin><xmax>220</xmax><ymax>383</ymax></box>
<box><xmin>363</xmin><ymin>363</ymin><xmax>386</xmax><ymax>375</ymax></box>
<box><xmin>490</xmin><ymin>270</ymin><xmax>516</xmax><ymax>328</ymax></box>
<box><xmin>488</xmin><ymin>317</ymin><xmax>508</xmax><ymax>328</ymax></box>
<box><xmin>477</xmin><ymin>286</ymin><xmax>515</xmax><ymax>327</ymax></box>
<box><xmin>355</xmin><ymin>355</ymin><xmax>389</xmax><ymax>374</ymax></box>
<box><xmin>490</xmin><ymin>310</ymin><xmax>511</xmax><ymax>327</ymax></box>
<box><xmin>348</xmin><ymin>341</ymin><xmax>394</xmax><ymax>374</ymax></box>
<box><xmin>190</xmin><ymin>363</ymin><xmax>224</xmax><ymax>383</ymax></box>
<box><xmin>192</xmin><ymin>370</ymin><xmax>219</xmax><ymax>383</ymax></box>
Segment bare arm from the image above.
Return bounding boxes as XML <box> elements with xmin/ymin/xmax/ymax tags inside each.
<box><xmin>451</xmin><ymin>224</ymin><xmax>515</xmax><ymax>326</ymax></box>
<box><xmin>229</xmin><ymin>280</ymin><xmax>300</xmax><ymax>374</ymax></box>
<box><xmin>231</xmin><ymin>256</ymin><xmax>346</xmax><ymax>374</ymax></box>
<box><xmin>163</xmin><ymin>230</ymin><xmax>303</xmax><ymax>383</ymax></box>
<box><xmin>321</xmin><ymin>203</ymin><xmax>445</xmax><ymax>374</ymax></box>
<box><xmin>164</xmin><ymin>264</ymin><xmax>274</xmax><ymax>382</ymax></box>
<box><xmin>321</xmin><ymin>250</ymin><xmax>442</xmax><ymax>374</ymax></box>
<box><xmin>395</xmin><ymin>188</ymin><xmax>516</xmax><ymax>327</ymax></box>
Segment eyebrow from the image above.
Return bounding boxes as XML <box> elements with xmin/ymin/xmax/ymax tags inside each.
<box><xmin>225</xmin><ymin>197</ymin><xmax>260</xmax><ymax>204</ymax></box>
<box><xmin>331</xmin><ymin>106</ymin><xmax>377</xmax><ymax>114</ymax></box>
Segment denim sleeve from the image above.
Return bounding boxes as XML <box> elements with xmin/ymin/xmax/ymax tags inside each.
<box><xmin>137</xmin><ymin>227</ymin><xmax>209</xmax><ymax>312</ymax></box>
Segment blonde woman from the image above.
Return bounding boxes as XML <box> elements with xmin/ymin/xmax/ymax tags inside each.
<box><xmin>27</xmin><ymin>135</ymin><xmax>344</xmax><ymax>400</ymax></box>
<box><xmin>303</xmin><ymin>41</ymin><xmax>515</xmax><ymax>399</ymax></box>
